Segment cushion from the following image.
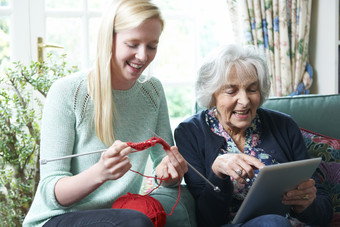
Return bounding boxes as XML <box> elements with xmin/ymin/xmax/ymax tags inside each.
<box><xmin>300</xmin><ymin>128</ymin><xmax>340</xmax><ymax>226</ymax></box>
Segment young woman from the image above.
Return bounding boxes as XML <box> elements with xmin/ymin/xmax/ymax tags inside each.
<box><xmin>23</xmin><ymin>1</ymin><xmax>187</xmax><ymax>226</ymax></box>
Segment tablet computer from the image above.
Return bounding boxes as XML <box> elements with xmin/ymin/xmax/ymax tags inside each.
<box><xmin>232</xmin><ymin>157</ymin><xmax>322</xmax><ymax>224</ymax></box>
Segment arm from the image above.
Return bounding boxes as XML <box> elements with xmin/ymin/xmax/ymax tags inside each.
<box><xmin>262</xmin><ymin>111</ymin><xmax>333</xmax><ymax>225</ymax></box>
<box><xmin>285</xmin><ymin>121</ymin><xmax>333</xmax><ymax>225</ymax></box>
<box><xmin>174</xmin><ymin>117</ymin><xmax>234</xmax><ymax>227</ymax></box>
<box><xmin>54</xmin><ymin>141</ymin><xmax>132</xmax><ymax>206</ymax></box>
<box><xmin>150</xmin><ymin>80</ymin><xmax>187</xmax><ymax>186</ymax></box>
<box><xmin>40</xmin><ymin>77</ymin><xmax>133</xmax><ymax>207</ymax></box>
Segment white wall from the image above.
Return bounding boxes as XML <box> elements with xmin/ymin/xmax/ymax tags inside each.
<box><xmin>309</xmin><ymin>0</ymin><xmax>339</xmax><ymax>94</ymax></box>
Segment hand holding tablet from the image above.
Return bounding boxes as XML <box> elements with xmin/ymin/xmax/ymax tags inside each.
<box><xmin>232</xmin><ymin>157</ymin><xmax>322</xmax><ymax>224</ymax></box>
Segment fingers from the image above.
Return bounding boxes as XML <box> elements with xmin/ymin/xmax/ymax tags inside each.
<box><xmin>104</xmin><ymin>140</ymin><xmax>131</xmax><ymax>158</ymax></box>
<box><xmin>166</xmin><ymin>146</ymin><xmax>188</xmax><ymax>176</ymax></box>
<box><xmin>155</xmin><ymin>146</ymin><xmax>188</xmax><ymax>186</ymax></box>
<box><xmin>99</xmin><ymin>140</ymin><xmax>132</xmax><ymax>181</ymax></box>
<box><xmin>212</xmin><ymin>153</ymin><xmax>263</xmax><ymax>183</ymax></box>
<box><xmin>282</xmin><ymin>179</ymin><xmax>316</xmax><ymax>213</ymax></box>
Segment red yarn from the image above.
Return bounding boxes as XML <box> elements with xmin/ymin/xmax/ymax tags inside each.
<box><xmin>113</xmin><ymin>136</ymin><xmax>181</xmax><ymax>227</ymax></box>
<box><xmin>112</xmin><ymin>193</ymin><xmax>167</xmax><ymax>227</ymax></box>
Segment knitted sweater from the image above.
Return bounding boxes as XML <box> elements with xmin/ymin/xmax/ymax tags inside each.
<box><xmin>23</xmin><ymin>72</ymin><xmax>172</xmax><ymax>227</ymax></box>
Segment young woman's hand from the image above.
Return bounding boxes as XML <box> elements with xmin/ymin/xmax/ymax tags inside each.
<box><xmin>55</xmin><ymin>140</ymin><xmax>132</xmax><ymax>206</ymax></box>
<box><xmin>96</xmin><ymin>140</ymin><xmax>132</xmax><ymax>183</ymax></box>
<box><xmin>155</xmin><ymin>146</ymin><xmax>188</xmax><ymax>186</ymax></box>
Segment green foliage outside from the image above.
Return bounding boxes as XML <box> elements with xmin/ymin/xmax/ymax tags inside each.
<box><xmin>0</xmin><ymin>16</ymin><xmax>10</xmax><ymax>71</ymax></box>
<box><xmin>165</xmin><ymin>86</ymin><xmax>194</xmax><ymax>118</ymax></box>
<box><xmin>0</xmin><ymin>53</ymin><xmax>78</xmax><ymax>226</ymax></box>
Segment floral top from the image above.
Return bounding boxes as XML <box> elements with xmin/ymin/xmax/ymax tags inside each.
<box><xmin>205</xmin><ymin>108</ymin><xmax>279</xmax><ymax>217</ymax></box>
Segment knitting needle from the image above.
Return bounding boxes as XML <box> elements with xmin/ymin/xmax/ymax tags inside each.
<box><xmin>40</xmin><ymin>133</ymin><xmax>222</xmax><ymax>192</ymax></box>
<box><xmin>147</xmin><ymin>129</ymin><xmax>221</xmax><ymax>193</ymax></box>
<box><xmin>186</xmin><ymin>161</ymin><xmax>221</xmax><ymax>192</ymax></box>
<box><xmin>40</xmin><ymin>149</ymin><xmax>107</xmax><ymax>165</ymax></box>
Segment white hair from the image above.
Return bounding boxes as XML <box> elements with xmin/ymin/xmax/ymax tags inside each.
<box><xmin>195</xmin><ymin>44</ymin><xmax>270</xmax><ymax>109</ymax></box>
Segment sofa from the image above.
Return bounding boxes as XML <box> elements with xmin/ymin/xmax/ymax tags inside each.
<box><xmin>262</xmin><ymin>94</ymin><xmax>340</xmax><ymax>226</ymax></box>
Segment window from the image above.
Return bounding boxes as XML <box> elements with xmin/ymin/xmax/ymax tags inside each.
<box><xmin>0</xmin><ymin>0</ymin><xmax>233</xmax><ymax>129</ymax></box>
<box><xmin>0</xmin><ymin>0</ymin><xmax>10</xmax><ymax>72</ymax></box>
<box><xmin>153</xmin><ymin>0</ymin><xmax>233</xmax><ymax>129</ymax></box>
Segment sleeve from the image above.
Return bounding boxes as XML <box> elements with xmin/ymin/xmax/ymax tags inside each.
<box><xmin>287</xmin><ymin>121</ymin><xmax>333</xmax><ymax>225</ymax></box>
<box><xmin>38</xmin><ymin>77</ymin><xmax>76</xmax><ymax>209</ymax></box>
<box><xmin>175</xmin><ymin>119</ymin><xmax>234</xmax><ymax>227</ymax></box>
<box><xmin>271</xmin><ymin>113</ymin><xmax>334</xmax><ymax>225</ymax></box>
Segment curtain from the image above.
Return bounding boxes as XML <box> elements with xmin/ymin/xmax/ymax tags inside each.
<box><xmin>226</xmin><ymin>0</ymin><xmax>313</xmax><ymax>97</ymax></box>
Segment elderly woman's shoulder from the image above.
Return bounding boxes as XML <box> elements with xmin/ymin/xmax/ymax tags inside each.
<box><xmin>178</xmin><ymin>111</ymin><xmax>206</xmax><ymax>128</ymax></box>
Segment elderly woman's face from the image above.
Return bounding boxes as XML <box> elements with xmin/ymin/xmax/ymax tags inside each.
<box><xmin>213</xmin><ymin>66</ymin><xmax>261</xmax><ymax>134</ymax></box>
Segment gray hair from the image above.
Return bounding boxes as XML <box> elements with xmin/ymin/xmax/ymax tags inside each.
<box><xmin>195</xmin><ymin>44</ymin><xmax>271</xmax><ymax>109</ymax></box>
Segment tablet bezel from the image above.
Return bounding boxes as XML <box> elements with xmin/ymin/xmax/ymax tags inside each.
<box><xmin>232</xmin><ymin>157</ymin><xmax>322</xmax><ymax>224</ymax></box>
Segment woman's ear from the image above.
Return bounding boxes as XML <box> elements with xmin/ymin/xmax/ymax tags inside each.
<box><xmin>209</xmin><ymin>96</ymin><xmax>216</xmax><ymax>109</ymax></box>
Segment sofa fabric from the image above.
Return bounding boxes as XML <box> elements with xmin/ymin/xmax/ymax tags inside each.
<box><xmin>300</xmin><ymin>128</ymin><xmax>340</xmax><ymax>226</ymax></box>
<box><xmin>261</xmin><ymin>94</ymin><xmax>340</xmax><ymax>139</ymax></box>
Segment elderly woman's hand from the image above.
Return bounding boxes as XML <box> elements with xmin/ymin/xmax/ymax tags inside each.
<box><xmin>212</xmin><ymin>153</ymin><xmax>264</xmax><ymax>184</ymax></box>
<box><xmin>282</xmin><ymin>179</ymin><xmax>316</xmax><ymax>213</ymax></box>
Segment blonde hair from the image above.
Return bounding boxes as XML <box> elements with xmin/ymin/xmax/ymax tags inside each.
<box><xmin>88</xmin><ymin>0</ymin><xmax>164</xmax><ymax>146</ymax></box>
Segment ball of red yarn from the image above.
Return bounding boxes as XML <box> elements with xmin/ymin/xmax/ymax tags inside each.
<box><xmin>112</xmin><ymin>193</ymin><xmax>166</xmax><ymax>227</ymax></box>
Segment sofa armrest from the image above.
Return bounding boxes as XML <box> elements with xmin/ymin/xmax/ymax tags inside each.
<box><xmin>150</xmin><ymin>185</ymin><xmax>197</xmax><ymax>227</ymax></box>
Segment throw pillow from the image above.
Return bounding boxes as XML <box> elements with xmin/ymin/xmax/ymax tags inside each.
<box><xmin>300</xmin><ymin>128</ymin><xmax>340</xmax><ymax>226</ymax></box>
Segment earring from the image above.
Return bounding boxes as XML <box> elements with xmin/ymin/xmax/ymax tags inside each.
<box><xmin>213</xmin><ymin>107</ymin><xmax>218</xmax><ymax>116</ymax></box>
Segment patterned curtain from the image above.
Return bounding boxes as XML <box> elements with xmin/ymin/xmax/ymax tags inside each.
<box><xmin>226</xmin><ymin>0</ymin><xmax>313</xmax><ymax>97</ymax></box>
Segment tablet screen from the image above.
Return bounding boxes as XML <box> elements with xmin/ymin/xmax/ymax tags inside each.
<box><xmin>232</xmin><ymin>157</ymin><xmax>322</xmax><ymax>224</ymax></box>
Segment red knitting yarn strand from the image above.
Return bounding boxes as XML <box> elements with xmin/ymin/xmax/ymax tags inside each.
<box><xmin>128</xmin><ymin>168</ymin><xmax>182</xmax><ymax>215</ymax></box>
<box><xmin>128</xmin><ymin>169</ymin><xmax>165</xmax><ymax>195</ymax></box>
<box><xmin>165</xmin><ymin>177</ymin><xmax>181</xmax><ymax>216</ymax></box>
<box><xmin>112</xmin><ymin>137</ymin><xmax>182</xmax><ymax>227</ymax></box>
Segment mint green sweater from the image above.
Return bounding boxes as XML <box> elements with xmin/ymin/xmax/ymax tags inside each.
<box><xmin>23</xmin><ymin>72</ymin><xmax>172</xmax><ymax>227</ymax></box>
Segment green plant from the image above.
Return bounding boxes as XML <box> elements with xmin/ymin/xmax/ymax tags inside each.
<box><xmin>0</xmin><ymin>53</ymin><xmax>78</xmax><ymax>226</ymax></box>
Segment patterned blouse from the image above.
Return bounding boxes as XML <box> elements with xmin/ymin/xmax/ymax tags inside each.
<box><xmin>205</xmin><ymin>108</ymin><xmax>279</xmax><ymax>218</ymax></box>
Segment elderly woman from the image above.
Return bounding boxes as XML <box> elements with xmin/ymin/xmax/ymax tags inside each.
<box><xmin>174</xmin><ymin>44</ymin><xmax>332</xmax><ymax>227</ymax></box>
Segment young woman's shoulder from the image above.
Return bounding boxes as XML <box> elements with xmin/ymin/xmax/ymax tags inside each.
<box><xmin>141</xmin><ymin>76</ymin><xmax>163</xmax><ymax>89</ymax></box>
<box><xmin>47</xmin><ymin>71</ymin><xmax>88</xmax><ymax>98</ymax></box>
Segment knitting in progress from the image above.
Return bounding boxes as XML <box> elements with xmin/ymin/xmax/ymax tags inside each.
<box><xmin>113</xmin><ymin>137</ymin><xmax>181</xmax><ymax>227</ymax></box>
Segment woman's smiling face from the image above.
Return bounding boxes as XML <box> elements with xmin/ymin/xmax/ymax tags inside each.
<box><xmin>213</xmin><ymin>66</ymin><xmax>261</xmax><ymax>134</ymax></box>
<box><xmin>111</xmin><ymin>18</ymin><xmax>162</xmax><ymax>90</ymax></box>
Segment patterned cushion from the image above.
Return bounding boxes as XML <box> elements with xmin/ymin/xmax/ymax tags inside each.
<box><xmin>300</xmin><ymin>128</ymin><xmax>340</xmax><ymax>226</ymax></box>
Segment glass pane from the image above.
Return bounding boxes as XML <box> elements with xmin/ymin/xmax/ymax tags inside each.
<box><xmin>165</xmin><ymin>85</ymin><xmax>195</xmax><ymax>129</ymax></box>
<box><xmin>89</xmin><ymin>17</ymin><xmax>102</xmax><ymax>67</ymax></box>
<box><xmin>153</xmin><ymin>0</ymin><xmax>192</xmax><ymax>12</ymax></box>
<box><xmin>45</xmin><ymin>0</ymin><xmax>82</xmax><ymax>10</ymax></box>
<box><xmin>88</xmin><ymin>0</ymin><xmax>111</xmax><ymax>11</ymax></box>
<box><xmin>46</xmin><ymin>18</ymin><xmax>82</xmax><ymax>68</ymax></box>
<box><xmin>198</xmin><ymin>11</ymin><xmax>232</xmax><ymax>58</ymax></box>
<box><xmin>0</xmin><ymin>0</ymin><xmax>8</xmax><ymax>7</ymax></box>
<box><xmin>0</xmin><ymin>17</ymin><xmax>10</xmax><ymax>72</ymax></box>
<box><xmin>153</xmin><ymin>18</ymin><xmax>196</xmax><ymax>84</ymax></box>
